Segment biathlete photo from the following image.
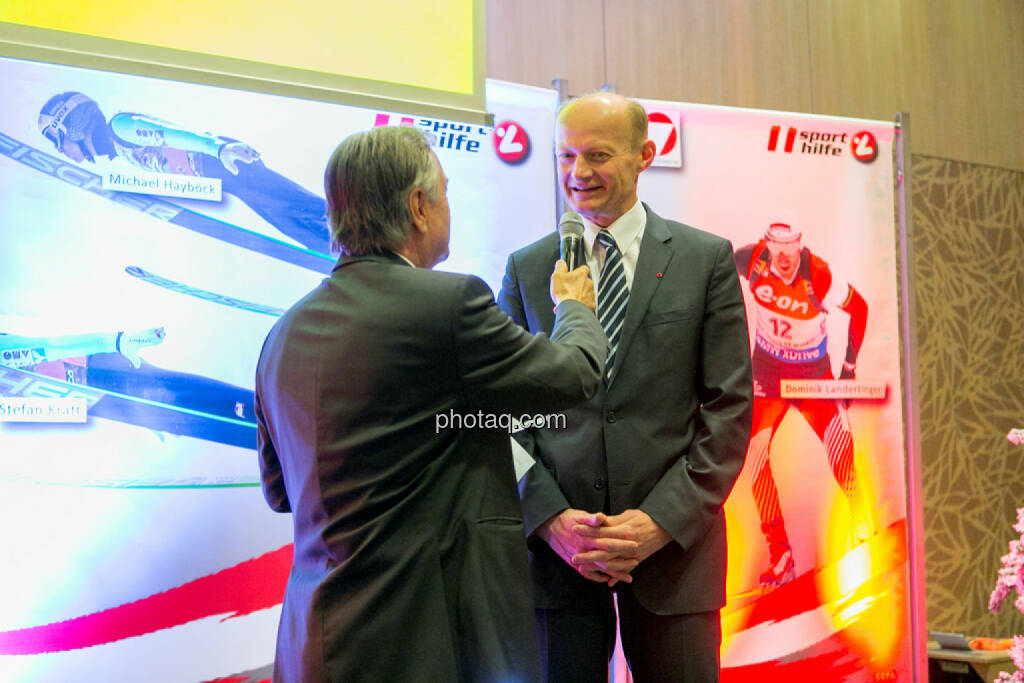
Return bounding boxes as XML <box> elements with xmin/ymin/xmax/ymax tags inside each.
<box><xmin>734</xmin><ymin>221</ymin><xmax>873</xmax><ymax>588</ymax></box>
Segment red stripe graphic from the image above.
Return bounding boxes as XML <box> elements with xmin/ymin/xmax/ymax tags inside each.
<box><xmin>784</xmin><ymin>127</ymin><xmax>797</xmax><ymax>153</ymax></box>
<box><xmin>824</xmin><ymin>416</ymin><xmax>856</xmax><ymax>496</ymax></box>
<box><xmin>722</xmin><ymin>645</ymin><xmax>862</xmax><ymax>682</ymax></box>
<box><xmin>768</xmin><ymin>126</ymin><xmax>798</xmax><ymax>153</ymax></box>
<box><xmin>374</xmin><ymin>114</ymin><xmax>416</xmax><ymax>128</ymax></box>
<box><xmin>0</xmin><ymin>545</ymin><xmax>292</xmax><ymax>655</ymax></box>
<box><xmin>723</xmin><ymin>520</ymin><xmax>907</xmax><ymax>632</ymax></box>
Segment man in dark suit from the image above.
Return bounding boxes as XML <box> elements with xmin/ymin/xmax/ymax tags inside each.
<box><xmin>255</xmin><ymin>126</ymin><xmax>613</xmax><ymax>683</ymax></box>
<box><xmin>497</xmin><ymin>93</ymin><xmax>754</xmax><ymax>682</ymax></box>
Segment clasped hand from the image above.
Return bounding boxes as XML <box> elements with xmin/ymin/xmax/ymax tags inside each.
<box><xmin>538</xmin><ymin>508</ymin><xmax>672</xmax><ymax>587</ymax></box>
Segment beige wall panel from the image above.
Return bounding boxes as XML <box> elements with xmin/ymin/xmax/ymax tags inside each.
<box><xmin>911</xmin><ymin>155</ymin><xmax>1024</xmax><ymax>634</ymax></box>
<box><xmin>486</xmin><ymin>0</ymin><xmax>1023</xmax><ymax>170</ymax></box>
<box><xmin>602</xmin><ymin>0</ymin><xmax>814</xmax><ymax>112</ymax></box>
<box><xmin>806</xmin><ymin>0</ymin><xmax>906</xmax><ymax>122</ymax></box>
<box><xmin>485</xmin><ymin>0</ymin><xmax>606</xmax><ymax>94</ymax></box>
<box><xmin>896</xmin><ymin>0</ymin><xmax>939</xmax><ymax>161</ymax></box>
<box><xmin>978</xmin><ymin>1</ymin><xmax>1024</xmax><ymax>170</ymax></box>
<box><xmin>898</xmin><ymin>0</ymin><xmax>1024</xmax><ymax>169</ymax></box>
<box><xmin>900</xmin><ymin>1</ymin><xmax>977</xmax><ymax>166</ymax></box>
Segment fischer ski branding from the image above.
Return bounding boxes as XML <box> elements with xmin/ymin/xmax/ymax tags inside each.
<box><xmin>125</xmin><ymin>266</ymin><xmax>285</xmax><ymax>316</ymax></box>
<box><xmin>0</xmin><ymin>130</ymin><xmax>333</xmax><ymax>274</ymax></box>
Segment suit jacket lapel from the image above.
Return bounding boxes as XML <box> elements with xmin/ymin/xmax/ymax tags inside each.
<box><xmin>533</xmin><ymin>241</ymin><xmax>561</xmax><ymax>334</ymax></box>
<box><xmin>611</xmin><ymin>206</ymin><xmax>673</xmax><ymax>383</ymax></box>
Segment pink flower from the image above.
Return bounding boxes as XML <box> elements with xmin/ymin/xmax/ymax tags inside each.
<box><xmin>991</xmin><ymin>581</ymin><xmax>1011</xmax><ymax>613</ymax></box>
<box><xmin>989</xmin><ymin>509</ymin><xmax>1024</xmax><ymax>680</ymax></box>
<box><xmin>1011</xmin><ymin>636</ymin><xmax>1024</xmax><ymax>670</ymax></box>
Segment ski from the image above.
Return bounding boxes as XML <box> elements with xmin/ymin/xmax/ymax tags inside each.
<box><xmin>0</xmin><ymin>471</ymin><xmax>260</xmax><ymax>489</ymax></box>
<box><xmin>0</xmin><ymin>364</ymin><xmax>256</xmax><ymax>450</ymax></box>
<box><xmin>125</xmin><ymin>266</ymin><xmax>285</xmax><ymax>317</ymax></box>
<box><xmin>0</xmin><ymin>130</ymin><xmax>334</xmax><ymax>274</ymax></box>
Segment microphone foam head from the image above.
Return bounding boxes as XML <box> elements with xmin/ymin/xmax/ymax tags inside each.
<box><xmin>558</xmin><ymin>210</ymin><xmax>585</xmax><ymax>238</ymax></box>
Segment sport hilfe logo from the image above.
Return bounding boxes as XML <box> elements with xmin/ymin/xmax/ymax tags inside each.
<box><xmin>493</xmin><ymin>120</ymin><xmax>530</xmax><ymax>164</ymax></box>
<box><xmin>767</xmin><ymin>125</ymin><xmax>799</xmax><ymax>153</ymax></box>
<box><xmin>371</xmin><ymin>113</ymin><xmax>532</xmax><ymax>161</ymax></box>
<box><xmin>850</xmin><ymin>131</ymin><xmax>878</xmax><ymax>163</ymax></box>
<box><xmin>374</xmin><ymin>113</ymin><xmax>487</xmax><ymax>153</ymax></box>
<box><xmin>767</xmin><ymin>125</ymin><xmax>878</xmax><ymax>164</ymax></box>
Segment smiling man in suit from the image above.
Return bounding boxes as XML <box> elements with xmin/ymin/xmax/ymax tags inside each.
<box><xmin>256</xmin><ymin>125</ymin><xmax>610</xmax><ymax>683</ymax></box>
<box><xmin>498</xmin><ymin>92</ymin><xmax>754</xmax><ymax>682</ymax></box>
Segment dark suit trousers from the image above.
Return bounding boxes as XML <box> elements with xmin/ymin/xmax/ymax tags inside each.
<box><xmin>535</xmin><ymin>582</ymin><xmax>721</xmax><ymax>683</ymax></box>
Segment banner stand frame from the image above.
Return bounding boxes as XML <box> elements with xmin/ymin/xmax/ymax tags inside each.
<box><xmin>551</xmin><ymin>78</ymin><xmax>569</xmax><ymax>224</ymax></box>
<box><xmin>539</xmin><ymin>83</ymin><xmax>923</xmax><ymax>681</ymax></box>
<box><xmin>895</xmin><ymin>111</ymin><xmax>927</xmax><ymax>683</ymax></box>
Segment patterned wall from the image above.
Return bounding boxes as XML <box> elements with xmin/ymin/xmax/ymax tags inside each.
<box><xmin>912</xmin><ymin>154</ymin><xmax>1024</xmax><ymax>636</ymax></box>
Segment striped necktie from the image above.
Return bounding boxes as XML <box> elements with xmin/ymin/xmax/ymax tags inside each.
<box><xmin>596</xmin><ymin>229</ymin><xmax>629</xmax><ymax>377</ymax></box>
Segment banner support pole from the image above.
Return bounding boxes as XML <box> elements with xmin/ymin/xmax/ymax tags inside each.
<box><xmin>895</xmin><ymin>110</ymin><xmax>927</xmax><ymax>683</ymax></box>
<box><xmin>551</xmin><ymin>78</ymin><xmax>571</xmax><ymax>223</ymax></box>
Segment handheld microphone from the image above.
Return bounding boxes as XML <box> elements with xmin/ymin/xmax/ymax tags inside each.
<box><xmin>558</xmin><ymin>210</ymin><xmax>586</xmax><ymax>272</ymax></box>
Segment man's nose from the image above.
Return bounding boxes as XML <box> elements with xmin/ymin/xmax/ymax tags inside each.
<box><xmin>571</xmin><ymin>156</ymin><xmax>592</xmax><ymax>179</ymax></box>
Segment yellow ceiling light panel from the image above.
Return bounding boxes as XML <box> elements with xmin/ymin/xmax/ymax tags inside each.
<box><xmin>1</xmin><ymin>0</ymin><xmax>486</xmax><ymax>123</ymax></box>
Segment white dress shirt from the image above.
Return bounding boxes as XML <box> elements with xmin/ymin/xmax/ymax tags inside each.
<box><xmin>582</xmin><ymin>199</ymin><xmax>647</xmax><ymax>298</ymax></box>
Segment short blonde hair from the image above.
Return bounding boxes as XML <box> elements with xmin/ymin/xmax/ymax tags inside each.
<box><xmin>556</xmin><ymin>92</ymin><xmax>649</xmax><ymax>151</ymax></box>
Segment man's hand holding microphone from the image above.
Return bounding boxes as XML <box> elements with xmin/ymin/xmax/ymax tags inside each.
<box><xmin>549</xmin><ymin>210</ymin><xmax>594</xmax><ymax>310</ymax></box>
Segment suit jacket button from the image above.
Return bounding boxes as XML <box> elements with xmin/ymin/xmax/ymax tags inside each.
<box><xmin>606</xmin><ymin>411</ymin><xmax>616</xmax><ymax>423</ymax></box>
<box><xmin>593</xmin><ymin>478</ymin><xmax>605</xmax><ymax>490</ymax></box>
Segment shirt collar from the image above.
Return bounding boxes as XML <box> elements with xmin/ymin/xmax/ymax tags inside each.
<box><xmin>333</xmin><ymin>249</ymin><xmax>415</xmax><ymax>274</ymax></box>
<box><xmin>583</xmin><ymin>199</ymin><xmax>646</xmax><ymax>257</ymax></box>
<box><xmin>393</xmin><ymin>251</ymin><xmax>416</xmax><ymax>268</ymax></box>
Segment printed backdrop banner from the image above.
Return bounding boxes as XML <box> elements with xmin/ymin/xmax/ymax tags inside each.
<box><xmin>0</xmin><ymin>53</ymin><xmax>914</xmax><ymax>682</ymax></box>
<box><xmin>637</xmin><ymin>97</ymin><xmax>911</xmax><ymax>682</ymax></box>
<box><xmin>0</xmin><ymin>56</ymin><xmax>556</xmax><ymax>683</ymax></box>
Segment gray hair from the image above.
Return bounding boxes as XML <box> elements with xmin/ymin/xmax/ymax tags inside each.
<box><xmin>324</xmin><ymin>126</ymin><xmax>439</xmax><ymax>256</ymax></box>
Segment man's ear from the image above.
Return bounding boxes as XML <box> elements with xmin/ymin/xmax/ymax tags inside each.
<box><xmin>638</xmin><ymin>138</ymin><xmax>657</xmax><ymax>172</ymax></box>
<box><xmin>407</xmin><ymin>187</ymin><xmax>429</xmax><ymax>234</ymax></box>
